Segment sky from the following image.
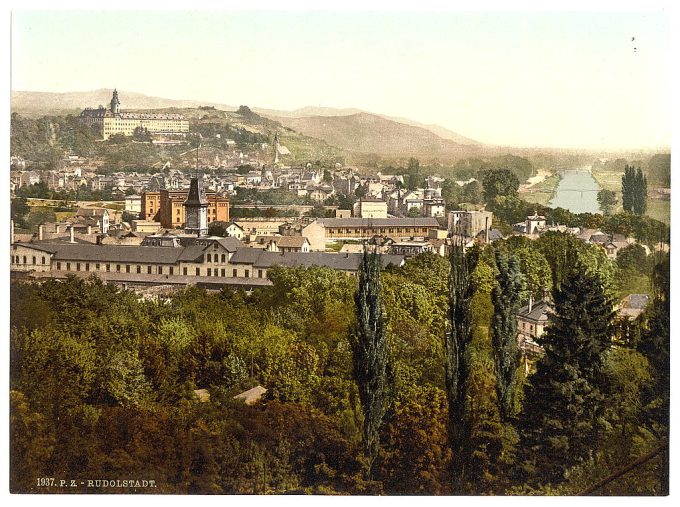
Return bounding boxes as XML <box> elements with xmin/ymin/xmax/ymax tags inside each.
<box><xmin>10</xmin><ymin>6</ymin><xmax>673</xmax><ymax>150</ymax></box>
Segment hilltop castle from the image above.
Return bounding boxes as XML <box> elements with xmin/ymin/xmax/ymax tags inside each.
<box><xmin>80</xmin><ymin>89</ymin><xmax>190</xmax><ymax>140</ymax></box>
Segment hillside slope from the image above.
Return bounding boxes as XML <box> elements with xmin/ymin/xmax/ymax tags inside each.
<box><xmin>271</xmin><ymin>112</ymin><xmax>478</xmax><ymax>157</ymax></box>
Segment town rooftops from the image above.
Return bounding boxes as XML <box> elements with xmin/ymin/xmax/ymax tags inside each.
<box><xmin>273</xmin><ymin>236</ymin><xmax>310</xmax><ymax>249</ymax></box>
<box><xmin>619</xmin><ymin>294</ymin><xmax>650</xmax><ymax>319</ymax></box>
<box><xmin>517</xmin><ymin>298</ymin><xmax>551</xmax><ymax>323</ymax></box>
<box><xmin>13</xmin><ymin>242</ymin><xmax>206</xmax><ymax>264</ymax></box>
<box><xmin>229</xmin><ymin>248</ymin><xmax>404</xmax><ymax>271</ymax></box>
<box><xmin>317</xmin><ymin>217</ymin><xmax>440</xmax><ymax>228</ymax></box>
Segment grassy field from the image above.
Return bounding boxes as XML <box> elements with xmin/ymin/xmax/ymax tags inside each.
<box><xmin>519</xmin><ymin>173</ymin><xmax>561</xmax><ymax>206</ymax></box>
<box><xmin>590</xmin><ymin>167</ymin><xmax>670</xmax><ymax>224</ymax></box>
<box><xmin>646</xmin><ymin>199</ymin><xmax>671</xmax><ymax>225</ymax></box>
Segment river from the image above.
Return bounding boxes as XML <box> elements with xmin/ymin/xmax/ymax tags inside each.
<box><xmin>548</xmin><ymin>167</ymin><xmax>601</xmax><ymax>214</ymax></box>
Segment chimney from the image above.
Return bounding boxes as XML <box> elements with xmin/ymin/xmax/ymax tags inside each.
<box><xmin>38</xmin><ymin>224</ymin><xmax>44</xmax><ymax>241</ymax></box>
<box><xmin>69</xmin><ymin>226</ymin><xmax>75</xmax><ymax>243</ymax></box>
<box><xmin>528</xmin><ymin>294</ymin><xmax>534</xmax><ymax>313</ymax></box>
<box><xmin>87</xmin><ymin>225</ymin><xmax>92</xmax><ymax>235</ymax></box>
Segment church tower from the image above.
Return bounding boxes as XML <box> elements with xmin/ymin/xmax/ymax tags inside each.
<box><xmin>110</xmin><ymin>89</ymin><xmax>120</xmax><ymax>115</ymax></box>
<box><xmin>184</xmin><ymin>175</ymin><xmax>209</xmax><ymax>237</ymax></box>
<box><xmin>273</xmin><ymin>132</ymin><xmax>280</xmax><ymax>165</ymax></box>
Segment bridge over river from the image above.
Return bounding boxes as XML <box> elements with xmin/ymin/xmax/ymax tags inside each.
<box><xmin>549</xmin><ymin>167</ymin><xmax>602</xmax><ymax>214</ymax></box>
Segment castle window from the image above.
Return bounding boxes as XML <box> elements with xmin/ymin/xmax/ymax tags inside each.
<box><xmin>32</xmin><ymin>256</ymin><xmax>36</xmax><ymax>264</ymax></box>
<box><xmin>195</xmin><ymin>268</ymin><xmax>200</xmax><ymax>276</ymax></box>
<box><xmin>57</xmin><ymin>262</ymin><xmax>61</xmax><ymax>270</ymax></box>
<box><xmin>221</xmin><ymin>254</ymin><xmax>226</xmax><ymax>263</ymax></box>
<box><xmin>137</xmin><ymin>265</ymin><xmax>141</xmax><ymax>274</ymax></box>
<box><xmin>126</xmin><ymin>265</ymin><xmax>130</xmax><ymax>273</ymax></box>
<box><xmin>66</xmin><ymin>262</ymin><xmax>71</xmax><ymax>270</ymax></box>
<box><xmin>41</xmin><ymin>256</ymin><xmax>46</xmax><ymax>264</ymax></box>
<box><xmin>169</xmin><ymin>267</ymin><xmax>174</xmax><ymax>275</ymax></box>
<box><xmin>158</xmin><ymin>266</ymin><xmax>162</xmax><ymax>274</ymax></box>
<box><xmin>207</xmin><ymin>254</ymin><xmax>211</xmax><ymax>262</ymax></box>
<box><xmin>147</xmin><ymin>266</ymin><xmax>152</xmax><ymax>274</ymax></box>
<box><xmin>221</xmin><ymin>269</ymin><xmax>225</xmax><ymax>277</ymax></box>
<box><xmin>233</xmin><ymin>269</ymin><xmax>237</xmax><ymax>277</ymax></box>
<box><xmin>85</xmin><ymin>263</ymin><xmax>90</xmax><ymax>271</ymax></box>
<box><xmin>245</xmin><ymin>269</ymin><xmax>250</xmax><ymax>278</ymax></box>
<box><xmin>183</xmin><ymin>267</ymin><xmax>188</xmax><ymax>276</ymax></box>
<box><xmin>23</xmin><ymin>256</ymin><xmax>26</xmax><ymax>264</ymax></box>
<box><xmin>106</xmin><ymin>264</ymin><xmax>110</xmax><ymax>272</ymax></box>
<box><xmin>76</xmin><ymin>263</ymin><xmax>81</xmax><ymax>271</ymax></box>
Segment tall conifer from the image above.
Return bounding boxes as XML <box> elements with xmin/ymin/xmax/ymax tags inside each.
<box><xmin>519</xmin><ymin>263</ymin><xmax>615</xmax><ymax>485</ymax></box>
<box><xmin>444</xmin><ymin>240</ymin><xmax>479</xmax><ymax>486</ymax></box>
<box><xmin>491</xmin><ymin>251</ymin><xmax>524</xmax><ymax>421</ymax></box>
<box><xmin>350</xmin><ymin>248</ymin><xmax>390</xmax><ymax>479</ymax></box>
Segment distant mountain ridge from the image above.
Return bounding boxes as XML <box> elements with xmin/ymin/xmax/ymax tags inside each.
<box><xmin>11</xmin><ymin>89</ymin><xmax>237</xmax><ymax>117</ymax></box>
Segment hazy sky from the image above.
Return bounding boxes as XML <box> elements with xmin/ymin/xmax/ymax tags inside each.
<box><xmin>11</xmin><ymin>9</ymin><xmax>671</xmax><ymax>150</ymax></box>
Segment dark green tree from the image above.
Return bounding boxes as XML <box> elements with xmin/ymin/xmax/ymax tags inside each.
<box><xmin>637</xmin><ymin>254</ymin><xmax>670</xmax><ymax>434</ymax></box>
<box><xmin>622</xmin><ymin>165</ymin><xmax>647</xmax><ymax>215</ymax></box>
<box><xmin>633</xmin><ymin>167</ymin><xmax>648</xmax><ymax>216</ymax></box>
<box><xmin>621</xmin><ymin>165</ymin><xmax>635</xmax><ymax>213</ymax></box>
<box><xmin>350</xmin><ymin>248</ymin><xmax>390</xmax><ymax>479</ymax></box>
<box><xmin>519</xmin><ymin>264</ymin><xmax>616</xmax><ymax>486</ymax></box>
<box><xmin>597</xmin><ymin>189</ymin><xmax>617</xmax><ymax>215</ymax></box>
<box><xmin>482</xmin><ymin>168</ymin><xmax>519</xmax><ymax>204</ymax></box>
<box><xmin>444</xmin><ymin>240</ymin><xmax>479</xmax><ymax>487</ymax></box>
<box><xmin>491</xmin><ymin>251</ymin><xmax>525</xmax><ymax>421</ymax></box>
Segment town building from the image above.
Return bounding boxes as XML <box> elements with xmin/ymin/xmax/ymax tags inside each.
<box><xmin>10</xmin><ymin>241</ymin><xmax>405</xmax><ymax>290</ymax></box>
<box><xmin>184</xmin><ymin>176</ymin><xmax>209</xmax><ymax>237</ymax></box>
<box><xmin>447</xmin><ymin>210</ymin><xmax>493</xmax><ymax>238</ymax></box>
<box><xmin>80</xmin><ymin>90</ymin><xmax>189</xmax><ymax>140</ymax></box>
<box><xmin>516</xmin><ymin>293</ymin><xmax>551</xmax><ymax>361</ymax></box>
<box><xmin>318</xmin><ymin>217</ymin><xmax>441</xmax><ymax>240</ymax></box>
<box><xmin>353</xmin><ymin>198</ymin><xmax>388</xmax><ymax>218</ymax></box>
<box><xmin>73</xmin><ymin>208</ymin><xmax>110</xmax><ymax>234</ymax></box>
<box><xmin>141</xmin><ymin>188</ymin><xmax>229</xmax><ymax>229</ymax></box>
<box><xmin>388</xmin><ymin>241</ymin><xmax>434</xmax><ymax>257</ymax></box>
<box><xmin>124</xmin><ymin>194</ymin><xmax>142</xmax><ymax>216</ymax></box>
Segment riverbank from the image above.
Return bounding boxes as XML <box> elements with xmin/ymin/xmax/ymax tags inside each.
<box><xmin>519</xmin><ymin>171</ymin><xmax>561</xmax><ymax>206</ymax></box>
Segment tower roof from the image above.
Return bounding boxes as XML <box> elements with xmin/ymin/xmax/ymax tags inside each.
<box><xmin>184</xmin><ymin>177</ymin><xmax>208</xmax><ymax>206</ymax></box>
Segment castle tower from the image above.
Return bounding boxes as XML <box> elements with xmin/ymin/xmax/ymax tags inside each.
<box><xmin>184</xmin><ymin>175</ymin><xmax>209</xmax><ymax>237</ymax></box>
<box><xmin>110</xmin><ymin>89</ymin><xmax>120</xmax><ymax>115</ymax></box>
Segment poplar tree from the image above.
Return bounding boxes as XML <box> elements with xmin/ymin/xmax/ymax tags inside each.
<box><xmin>633</xmin><ymin>167</ymin><xmax>648</xmax><ymax>215</ymax></box>
<box><xmin>519</xmin><ymin>263</ymin><xmax>615</xmax><ymax>486</ymax></box>
<box><xmin>621</xmin><ymin>165</ymin><xmax>636</xmax><ymax>213</ymax></box>
<box><xmin>444</xmin><ymin>240</ymin><xmax>479</xmax><ymax>486</ymax></box>
<box><xmin>491</xmin><ymin>251</ymin><xmax>525</xmax><ymax>421</ymax></box>
<box><xmin>622</xmin><ymin>165</ymin><xmax>648</xmax><ymax>215</ymax></box>
<box><xmin>350</xmin><ymin>248</ymin><xmax>390</xmax><ymax>479</ymax></box>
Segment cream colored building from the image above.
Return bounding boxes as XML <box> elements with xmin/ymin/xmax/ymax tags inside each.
<box><xmin>80</xmin><ymin>90</ymin><xmax>189</xmax><ymax>140</ymax></box>
<box><xmin>352</xmin><ymin>198</ymin><xmax>388</xmax><ymax>218</ymax></box>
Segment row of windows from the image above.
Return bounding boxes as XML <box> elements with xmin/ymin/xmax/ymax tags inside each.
<box><xmin>12</xmin><ymin>255</ymin><xmax>46</xmax><ymax>265</ymax></box>
<box><xmin>330</xmin><ymin>227</ymin><xmax>431</xmax><ymax>234</ymax></box>
<box><xmin>52</xmin><ymin>262</ymin><xmax>266</xmax><ymax>279</ymax></box>
<box><xmin>54</xmin><ymin>261</ymin><xmax>177</xmax><ymax>275</ymax></box>
<box><xmin>205</xmin><ymin>253</ymin><xmax>229</xmax><ymax>263</ymax></box>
